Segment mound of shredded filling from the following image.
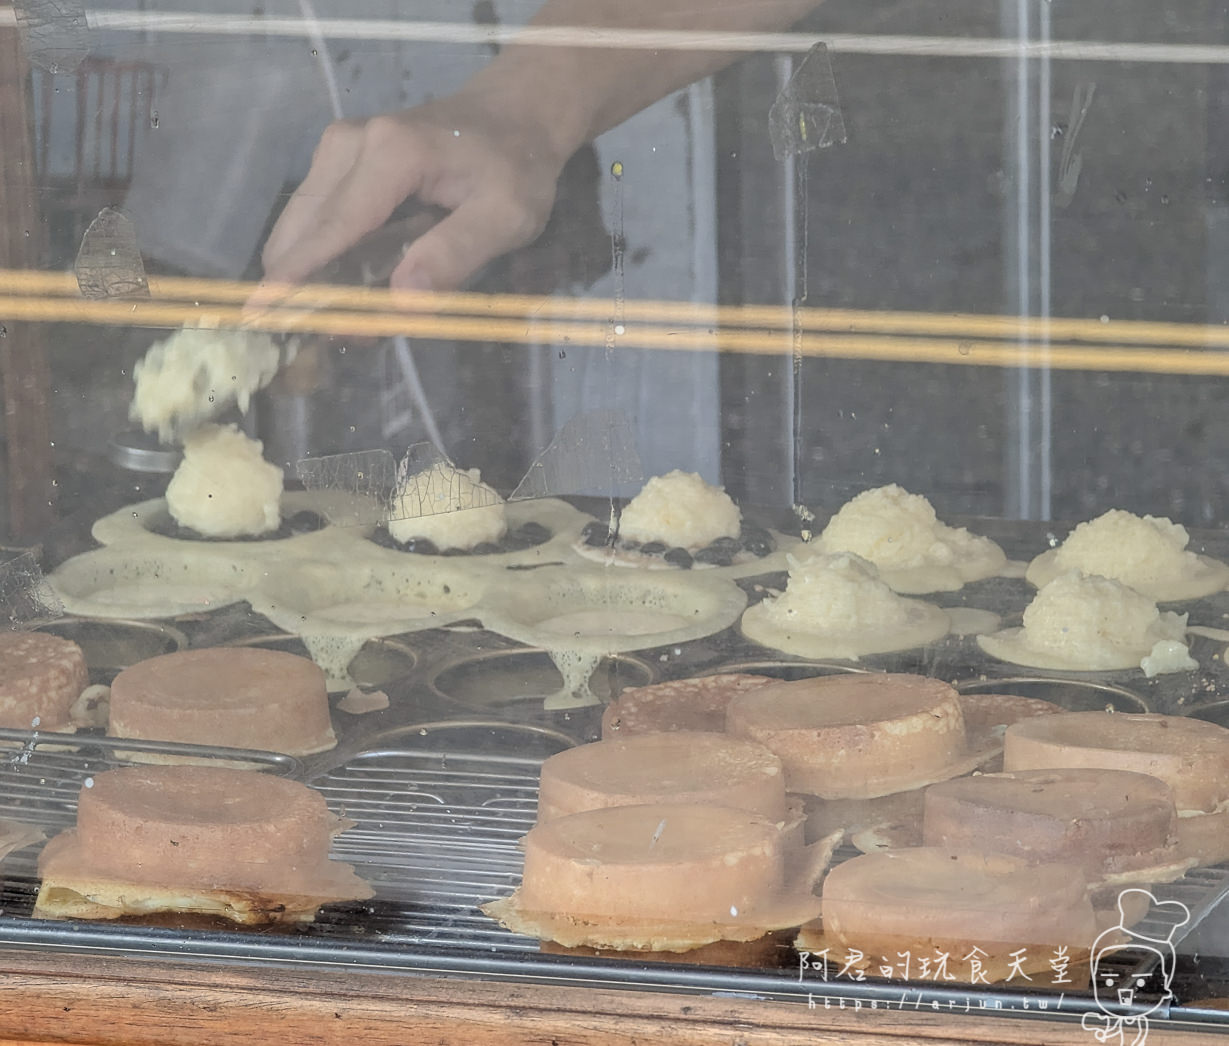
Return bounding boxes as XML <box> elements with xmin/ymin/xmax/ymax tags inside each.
<box><xmin>980</xmin><ymin>570</ymin><xmax>1193</xmax><ymax>673</ymax></box>
<box><xmin>759</xmin><ymin>551</ymin><xmax>921</xmax><ymax>633</ymax></box>
<box><xmin>387</xmin><ymin>464</ymin><xmax>507</xmax><ymax>551</ymax></box>
<box><xmin>1048</xmin><ymin>510</ymin><xmax>1201</xmax><ymax>588</ymax></box>
<box><xmin>815</xmin><ymin>484</ymin><xmax>1004</xmax><ymax>590</ymax></box>
<box><xmin>618</xmin><ymin>470</ymin><xmax>741</xmax><ymax>550</ymax></box>
<box><xmin>165</xmin><ymin>424</ymin><xmax>283</xmax><ymax>538</ymax></box>
<box><xmin>131</xmin><ymin>327</ymin><xmax>283</xmax><ymax>444</ymax></box>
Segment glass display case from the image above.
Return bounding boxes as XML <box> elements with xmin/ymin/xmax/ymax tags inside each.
<box><xmin>2</xmin><ymin>1</ymin><xmax>1229</xmax><ymax>1043</ymax></box>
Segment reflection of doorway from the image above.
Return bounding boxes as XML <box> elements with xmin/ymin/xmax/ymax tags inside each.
<box><xmin>31</xmin><ymin>57</ymin><xmax>165</xmax><ymax>250</ymax></box>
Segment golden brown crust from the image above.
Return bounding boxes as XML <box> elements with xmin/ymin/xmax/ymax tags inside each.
<box><xmin>35</xmin><ymin>766</ymin><xmax>372</xmax><ymax>925</ymax></box>
<box><xmin>807</xmin><ymin>848</ymin><xmax>1098</xmax><ymax>986</ymax></box>
<box><xmin>923</xmin><ymin>769</ymin><xmax>1180</xmax><ymax>874</ymax></box>
<box><xmin>600</xmin><ymin>673</ymin><xmax>777</xmax><ymax>737</ymax></box>
<box><xmin>483</xmin><ymin>806</ymin><xmax>837</xmax><ymax>953</ymax></box>
<box><xmin>109</xmin><ymin>647</ymin><xmax>336</xmax><ymax>758</ymax></box>
<box><xmin>1004</xmin><ymin>711</ymin><xmax>1229</xmax><ymax>814</ymax></box>
<box><xmin>0</xmin><ymin>631</ymin><xmax>88</xmax><ymax>730</ymax></box>
<box><xmin>725</xmin><ymin>675</ymin><xmax>987</xmax><ymax>799</ymax></box>
<box><xmin>536</xmin><ymin>732</ymin><xmax>787</xmax><ymax>823</ymax></box>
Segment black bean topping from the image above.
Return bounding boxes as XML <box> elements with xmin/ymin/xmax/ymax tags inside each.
<box><xmin>286</xmin><ymin>510</ymin><xmax>327</xmax><ymax>534</ymax></box>
<box><xmin>663</xmin><ymin>547</ymin><xmax>693</xmax><ymax>569</ymax></box>
<box><xmin>693</xmin><ymin>546</ymin><xmax>733</xmax><ymax>566</ymax></box>
<box><xmin>501</xmin><ymin>530</ymin><xmax>535</xmax><ymax>550</ymax></box>
<box><xmin>518</xmin><ymin>521</ymin><xmax>550</xmax><ymax>541</ymax></box>
<box><xmin>504</xmin><ymin>523</ymin><xmax>555</xmax><ymax>551</ymax></box>
<box><xmin>372</xmin><ymin>520</ymin><xmax>552</xmax><ymax>556</ymax></box>
<box><xmin>739</xmin><ymin>527</ymin><xmax>775</xmax><ymax>557</ymax></box>
<box><xmin>149</xmin><ymin>511</ymin><xmax>325</xmax><ymax>543</ymax></box>
<box><xmin>639</xmin><ymin>541</ymin><xmax>667</xmax><ymax>555</ymax></box>
<box><xmin>581</xmin><ymin>521</ymin><xmax>611</xmax><ymax>547</ymax></box>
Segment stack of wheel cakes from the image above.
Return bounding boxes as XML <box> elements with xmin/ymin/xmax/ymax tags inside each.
<box><xmin>720</xmin><ymin>673</ymin><xmax>1096</xmax><ymax>980</ymax></box>
<box><xmin>491</xmin><ymin>667</ymin><xmax>1229</xmax><ymax>981</ymax></box>
<box><xmin>9</xmin><ymin>641</ymin><xmax>372</xmax><ymax>925</ymax></box>
<box><xmin>484</xmin><ymin>723</ymin><xmax>835</xmax><ymax>956</ymax></box>
<box><xmin>825</xmin><ymin>707</ymin><xmax>1229</xmax><ymax>983</ymax></box>
<box><xmin>485</xmin><ymin>671</ymin><xmax>1012</xmax><ymax>958</ymax></box>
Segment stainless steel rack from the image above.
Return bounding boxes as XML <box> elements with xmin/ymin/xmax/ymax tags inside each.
<box><xmin>0</xmin><ymin>730</ymin><xmax>297</xmax><ymax>884</ymax></box>
<box><xmin>0</xmin><ymin>732</ymin><xmax>1222</xmax><ymax>1023</ymax></box>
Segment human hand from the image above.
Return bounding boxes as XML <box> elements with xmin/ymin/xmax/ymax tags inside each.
<box><xmin>260</xmin><ymin>86</ymin><xmax>573</xmax><ymax>292</ymax></box>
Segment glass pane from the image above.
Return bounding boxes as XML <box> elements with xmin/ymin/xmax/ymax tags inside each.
<box><xmin>1</xmin><ymin>0</ymin><xmax>1229</xmax><ymax>1032</ymax></box>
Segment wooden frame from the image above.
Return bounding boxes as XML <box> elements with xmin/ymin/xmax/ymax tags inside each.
<box><xmin>0</xmin><ymin>6</ymin><xmax>1225</xmax><ymax>1043</ymax></box>
<box><xmin>0</xmin><ymin>18</ymin><xmax>54</xmax><ymax>541</ymax></box>
<box><xmin>0</xmin><ymin>948</ymin><xmax>1222</xmax><ymax>1046</ymax></box>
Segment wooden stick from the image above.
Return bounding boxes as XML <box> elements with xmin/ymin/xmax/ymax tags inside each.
<box><xmin>0</xmin><ymin>266</ymin><xmax>1225</xmax><ymax>349</ymax></box>
<box><xmin>1</xmin><ymin>293</ymin><xmax>1227</xmax><ymax>376</ymax></box>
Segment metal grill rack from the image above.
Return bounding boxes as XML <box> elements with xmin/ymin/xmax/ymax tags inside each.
<box><xmin>1130</xmin><ymin>867</ymin><xmax>1229</xmax><ymax>975</ymax></box>
<box><xmin>0</xmin><ymin>736</ymin><xmax>546</xmax><ymax>955</ymax></box>
<box><xmin>0</xmin><ymin>731</ymin><xmax>1223</xmax><ymax>1023</ymax></box>
<box><xmin>312</xmin><ymin>748</ymin><xmax>539</xmax><ymax>952</ymax></box>
<box><xmin>0</xmin><ymin>729</ymin><xmax>297</xmax><ymax>881</ymax></box>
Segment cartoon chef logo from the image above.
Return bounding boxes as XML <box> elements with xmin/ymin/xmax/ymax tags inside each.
<box><xmin>1081</xmin><ymin>888</ymin><xmax>1190</xmax><ymax>1046</ymax></box>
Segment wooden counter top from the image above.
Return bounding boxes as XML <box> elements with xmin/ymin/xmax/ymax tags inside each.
<box><xmin>0</xmin><ymin>948</ymin><xmax>1221</xmax><ymax>1046</ymax></box>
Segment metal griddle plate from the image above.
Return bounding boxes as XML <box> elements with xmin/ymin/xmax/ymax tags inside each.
<box><xmin>3</xmin><ymin>516</ymin><xmax>1229</xmax><ymax>1020</ymax></box>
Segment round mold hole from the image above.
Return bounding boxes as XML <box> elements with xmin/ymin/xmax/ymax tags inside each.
<box><xmin>34</xmin><ymin>618</ymin><xmax>187</xmax><ymax>683</ymax></box>
<box><xmin>227</xmin><ymin>633</ymin><xmax>418</xmax><ymax>692</ymax></box>
<box><xmin>1187</xmin><ymin>702</ymin><xmax>1229</xmax><ymax>728</ymax></box>
<box><xmin>953</xmin><ymin>676</ymin><xmax>1149</xmax><ymax>714</ymax></box>
<box><xmin>359</xmin><ymin>720</ymin><xmax>577</xmax><ymax>761</ymax></box>
<box><xmin>430</xmin><ymin>649</ymin><xmax>653</xmax><ymax>711</ymax></box>
<box><xmin>703</xmin><ymin>659</ymin><xmax>871</xmax><ymax>683</ymax></box>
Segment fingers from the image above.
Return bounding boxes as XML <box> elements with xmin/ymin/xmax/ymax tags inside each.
<box><xmin>391</xmin><ymin>189</ymin><xmax>552</xmax><ymax>292</ymax></box>
<box><xmin>263</xmin><ymin>118</ymin><xmax>426</xmax><ymax>283</ymax></box>
<box><xmin>261</xmin><ymin>103</ymin><xmax>562</xmax><ymax>294</ymax></box>
<box><xmin>261</xmin><ymin>120</ymin><xmax>364</xmax><ymax>272</ymax></box>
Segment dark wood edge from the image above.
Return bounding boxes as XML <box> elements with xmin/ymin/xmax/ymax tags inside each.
<box><xmin>0</xmin><ymin>948</ymin><xmax>1220</xmax><ymax>1046</ymax></box>
<box><xmin>0</xmin><ymin>26</ymin><xmax>55</xmax><ymax>540</ymax></box>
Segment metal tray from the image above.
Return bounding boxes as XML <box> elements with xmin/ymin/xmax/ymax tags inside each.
<box><xmin>3</xmin><ymin>515</ymin><xmax>1229</xmax><ymax>1021</ymax></box>
<box><xmin>0</xmin><ymin>737</ymin><xmax>1223</xmax><ymax>1023</ymax></box>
